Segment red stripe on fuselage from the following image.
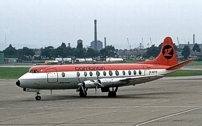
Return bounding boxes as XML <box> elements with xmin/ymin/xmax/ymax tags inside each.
<box><xmin>29</xmin><ymin>64</ymin><xmax>169</xmax><ymax>73</ymax></box>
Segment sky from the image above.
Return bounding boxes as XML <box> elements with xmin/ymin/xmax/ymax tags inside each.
<box><xmin>0</xmin><ymin>0</ymin><xmax>202</xmax><ymax>50</ymax></box>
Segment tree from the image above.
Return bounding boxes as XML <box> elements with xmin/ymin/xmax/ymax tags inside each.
<box><xmin>66</xmin><ymin>47</ymin><xmax>73</xmax><ymax>57</ymax></box>
<box><xmin>105</xmin><ymin>45</ymin><xmax>116</xmax><ymax>57</ymax></box>
<box><xmin>21</xmin><ymin>47</ymin><xmax>35</xmax><ymax>57</ymax></box>
<box><xmin>100</xmin><ymin>48</ymin><xmax>108</xmax><ymax>58</ymax></box>
<box><xmin>86</xmin><ymin>48</ymin><xmax>99</xmax><ymax>58</ymax></box>
<box><xmin>56</xmin><ymin>42</ymin><xmax>67</xmax><ymax>58</ymax></box>
<box><xmin>143</xmin><ymin>44</ymin><xmax>160</xmax><ymax>59</ymax></box>
<box><xmin>17</xmin><ymin>47</ymin><xmax>35</xmax><ymax>60</ymax></box>
<box><xmin>73</xmin><ymin>48</ymin><xmax>85</xmax><ymax>58</ymax></box>
<box><xmin>3</xmin><ymin>44</ymin><xmax>17</xmax><ymax>57</ymax></box>
<box><xmin>181</xmin><ymin>45</ymin><xmax>190</xmax><ymax>59</ymax></box>
<box><xmin>193</xmin><ymin>43</ymin><xmax>201</xmax><ymax>52</ymax></box>
<box><xmin>41</xmin><ymin>46</ymin><xmax>55</xmax><ymax>59</ymax></box>
<box><xmin>73</xmin><ymin>43</ymin><xmax>86</xmax><ymax>58</ymax></box>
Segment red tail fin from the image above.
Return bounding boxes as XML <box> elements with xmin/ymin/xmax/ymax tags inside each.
<box><xmin>139</xmin><ymin>37</ymin><xmax>178</xmax><ymax>66</ymax></box>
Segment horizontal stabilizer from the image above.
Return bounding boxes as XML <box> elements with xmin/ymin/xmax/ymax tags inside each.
<box><xmin>166</xmin><ymin>58</ymin><xmax>195</xmax><ymax>70</ymax></box>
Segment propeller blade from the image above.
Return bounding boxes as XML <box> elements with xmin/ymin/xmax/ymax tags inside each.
<box><xmin>78</xmin><ymin>83</ymin><xmax>85</xmax><ymax>95</ymax></box>
<box><xmin>95</xmin><ymin>86</ymin><xmax>97</xmax><ymax>94</ymax></box>
<box><xmin>97</xmin><ymin>83</ymin><xmax>104</xmax><ymax>87</ymax></box>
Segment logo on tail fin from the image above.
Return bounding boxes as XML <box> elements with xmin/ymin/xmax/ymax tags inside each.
<box><xmin>162</xmin><ymin>45</ymin><xmax>174</xmax><ymax>59</ymax></box>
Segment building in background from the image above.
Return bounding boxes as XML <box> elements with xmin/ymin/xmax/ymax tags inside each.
<box><xmin>77</xmin><ymin>39</ymin><xmax>83</xmax><ymax>46</ymax></box>
<box><xmin>91</xmin><ymin>40</ymin><xmax>103</xmax><ymax>50</ymax></box>
<box><xmin>179</xmin><ymin>42</ymin><xmax>202</xmax><ymax>50</ymax></box>
<box><xmin>90</xmin><ymin>19</ymin><xmax>103</xmax><ymax>50</ymax></box>
<box><xmin>0</xmin><ymin>52</ymin><xmax>4</xmax><ymax>63</ymax></box>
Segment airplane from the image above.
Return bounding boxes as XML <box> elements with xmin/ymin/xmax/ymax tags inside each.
<box><xmin>16</xmin><ymin>37</ymin><xmax>194</xmax><ymax>100</ymax></box>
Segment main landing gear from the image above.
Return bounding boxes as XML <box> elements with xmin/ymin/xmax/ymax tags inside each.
<box><xmin>108</xmin><ymin>87</ymin><xmax>118</xmax><ymax>97</ymax></box>
<box><xmin>78</xmin><ymin>86</ymin><xmax>118</xmax><ymax>97</ymax></box>
<box><xmin>108</xmin><ymin>91</ymin><xmax>116</xmax><ymax>97</ymax></box>
<box><xmin>79</xmin><ymin>89</ymin><xmax>87</xmax><ymax>97</ymax></box>
<box><xmin>35</xmin><ymin>92</ymin><xmax>41</xmax><ymax>100</ymax></box>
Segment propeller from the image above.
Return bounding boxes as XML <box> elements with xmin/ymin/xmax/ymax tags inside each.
<box><xmin>92</xmin><ymin>80</ymin><xmax>104</xmax><ymax>94</ymax></box>
<box><xmin>78</xmin><ymin>83</ymin><xmax>86</xmax><ymax>95</ymax></box>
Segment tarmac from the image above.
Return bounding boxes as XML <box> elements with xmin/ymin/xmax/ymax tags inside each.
<box><xmin>0</xmin><ymin>76</ymin><xmax>202</xmax><ymax>126</ymax></box>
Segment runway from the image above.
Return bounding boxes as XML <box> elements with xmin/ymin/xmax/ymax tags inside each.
<box><xmin>0</xmin><ymin>77</ymin><xmax>202</xmax><ymax>126</ymax></box>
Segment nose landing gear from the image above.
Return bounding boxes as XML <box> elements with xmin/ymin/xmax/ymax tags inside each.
<box><xmin>35</xmin><ymin>92</ymin><xmax>41</xmax><ymax>100</ymax></box>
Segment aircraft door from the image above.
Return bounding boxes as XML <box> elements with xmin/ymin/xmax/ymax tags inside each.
<box><xmin>143</xmin><ymin>66</ymin><xmax>150</xmax><ymax>76</ymax></box>
<box><xmin>46</xmin><ymin>68</ymin><xmax>58</xmax><ymax>83</ymax></box>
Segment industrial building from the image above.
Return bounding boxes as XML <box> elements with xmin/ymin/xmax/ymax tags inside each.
<box><xmin>77</xmin><ymin>39</ymin><xmax>83</xmax><ymax>46</ymax></box>
<box><xmin>91</xmin><ymin>40</ymin><xmax>103</xmax><ymax>50</ymax></box>
<box><xmin>179</xmin><ymin>44</ymin><xmax>202</xmax><ymax>50</ymax></box>
<box><xmin>0</xmin><ymin>52</ymin><xmax>4</xmax><ymax>63</ymax></box>
<box><xmin>178</xmin><ymin>34</ymin><xmax>202</xmax><ymax>49</ymax></box>
<box><xmin>90</xmin><ymin>19</ymin><xmax>103</xmax><ymax>50</ymax></box>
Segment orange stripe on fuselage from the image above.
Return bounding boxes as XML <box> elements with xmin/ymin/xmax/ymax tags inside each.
<box><xmin>29</xmin><ymin>64</ymin><xmax>169</xmax><ymax>73</ymax></box>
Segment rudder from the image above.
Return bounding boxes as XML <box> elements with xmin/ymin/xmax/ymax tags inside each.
<box><xmin>139</xmin><ymin>37</ymin><xmax>178</xmax><ymax>66</ymax></box>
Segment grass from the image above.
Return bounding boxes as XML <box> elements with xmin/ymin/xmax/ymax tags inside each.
<box><xmin>1</xmin><ymin>66</ymin><xmax>202</xmax><ymax>79</ymax></box>
<box><xmin>167</xmin><ymin>70</ymin><xmax>202</xmax><ymax>77</ymax></box>
<box><xmin>186</xmin><ymin>61</ymin><xmax>202</xmax><ymax>66</ymax></box>
<box><xmin>124</xmin><ymin>60</ymin><xmax>202</xmax><ymax>65</ymax></box>
<box><xmin>0</xmin><ymin>67</ymin><xmax>29</xmax><ymax>79</ymax></box>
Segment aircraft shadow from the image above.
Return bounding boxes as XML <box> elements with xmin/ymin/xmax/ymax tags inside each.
<box><xmin>29</xmin><ymin>91</ymin><xmax>182</xmax><ymax>101</ymax></box>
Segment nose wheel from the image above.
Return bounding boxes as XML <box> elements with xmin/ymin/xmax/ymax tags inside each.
<box><xmin>35</xmin><ymin>92</ymin><xmax>41</xmax><ymax>100</ymax></box>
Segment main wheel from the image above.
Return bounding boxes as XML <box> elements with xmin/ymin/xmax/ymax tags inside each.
<box><xmin>108</xmin><ymin>91</ymin><xmax>116</xmax><ymax>97</ymax></box>
<box><xmin>79</xmin><ymin>91</ymin><xmax>87</xmax><ymax>97</ymax></box>
<box><xmin>35</xmin><ymin>96</ymin><xmax>41</xmax><ymax>100</ymax></box>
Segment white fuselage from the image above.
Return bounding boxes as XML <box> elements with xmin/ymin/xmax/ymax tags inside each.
<box><xmin>18</xmin><ymin>68</ymin><xmax>174</xmax><ymax>90</ymax></box>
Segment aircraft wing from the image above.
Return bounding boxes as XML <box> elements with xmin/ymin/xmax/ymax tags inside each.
<box><xmin>119</xmin><ymin>75</ymin><xmax>164</xmax><ymax>83</ymax></box>
<box><xmin>90</xmin><ymin>75</ymin><xmax>165</xmax><ymax>88</ymax></box>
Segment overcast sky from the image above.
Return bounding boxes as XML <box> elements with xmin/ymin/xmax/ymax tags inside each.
<box><xmin>0</xmin><ymin>0</ymin><xmax>202</xmax><ymax>50</ymax></box>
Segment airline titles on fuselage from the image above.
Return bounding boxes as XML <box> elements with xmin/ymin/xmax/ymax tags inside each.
<box><xmin>75</xmin><ymin>66</ymin><xmax>105</xmax><ymax>71</ymax></box>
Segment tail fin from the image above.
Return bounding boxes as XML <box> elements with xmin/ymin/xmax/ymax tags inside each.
<box><xmin>139</xmin><ymin>37</ymin><xmax>178</xmax><ymax>66</ymax></box>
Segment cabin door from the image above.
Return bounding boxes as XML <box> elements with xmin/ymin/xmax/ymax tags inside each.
<box><xmin>46</xmin><ymin>68</ymin><xmax>58</xmax><ymax>83</ymax></box>
<box><xmin>143</xmin><ymin>66</ymin><xmax>150</xmax><ymax>76</ymax></box>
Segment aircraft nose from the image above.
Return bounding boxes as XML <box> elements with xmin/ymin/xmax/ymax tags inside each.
<box><xmin>16</xmin><ymin>80</ymin><xmax>20</xmax><ymax>87</ymax></box>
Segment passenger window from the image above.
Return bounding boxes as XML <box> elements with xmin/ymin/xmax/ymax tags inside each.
<box><xmin>115</xmin><ymin>70</ymin><xmax>119</xmax><ymax>76</ymax></box>
<box><xmin>133</xmin><ymin>70</ymin><xmax>136</xmax><ymax>75</ymax></box>
<box><xmin>77</xmin><ymin>72</ymin><xmax>80</xmax><ymax>77</ymax></box>
<box><xmin>62</xmin><ymin>72</ymin><xmax>65</xmax><ymax>77</ymax></box>
<box><xmin>109</xmin><ymin>70</ymin><xmax>113</xmax><ymax>76</ymax></box>
<box><xmin>89</xmin><ymin>71</ymin><xmax>93</xmax><ymax>76</ymax></box>
<box><xmin>139</xmin><ymin>70</ymin><xmax>142</xmax><ymax>75</ymax></box>
<box><xmin>128</xmin><ymin>70</ymin><xmax>131</xmax><ymax>75</ymax></box>
<box><xmin>103</xmin><ymin>71</ymin><xmax>106</xmax><ymax>76</ymax></box>
<box><xmin>122</xmin><ymin>70</ymin><xmax>125</xmax><ymax>75</ymax></box>
<box><xmin>84</xmin><ymin>71</ymin><xmax>87</xmax><ymax>77</ymax></box>
<box><xmin>96</xmin><ymin>71</ymin><xmax>100</xmax><ymax>76</ymax></box>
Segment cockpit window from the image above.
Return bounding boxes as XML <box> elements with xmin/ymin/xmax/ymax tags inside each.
<box><xmin>33</xmin><ymin>70</ymin><xmax>38</xmax><ymax>73</ymax></box>
<box><xmin>29</xmin><ymin>69</ymin><xmax>38</xmax><ymax>73</ymax></box>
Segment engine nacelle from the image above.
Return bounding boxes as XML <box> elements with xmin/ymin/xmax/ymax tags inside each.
<box><xmin>83</xmin><ymin>80</ymin><xmax>96</xmax><ymax>88</ymax></box>
<box><xmin>83</xmin><ymin>78</ymin><xmax>125</xmax><ymax>88</ymax></box>
<box><xmin>98</xmin><ymin>78</ymin><xmax>124</xmax><ymax>87</ymax></box>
